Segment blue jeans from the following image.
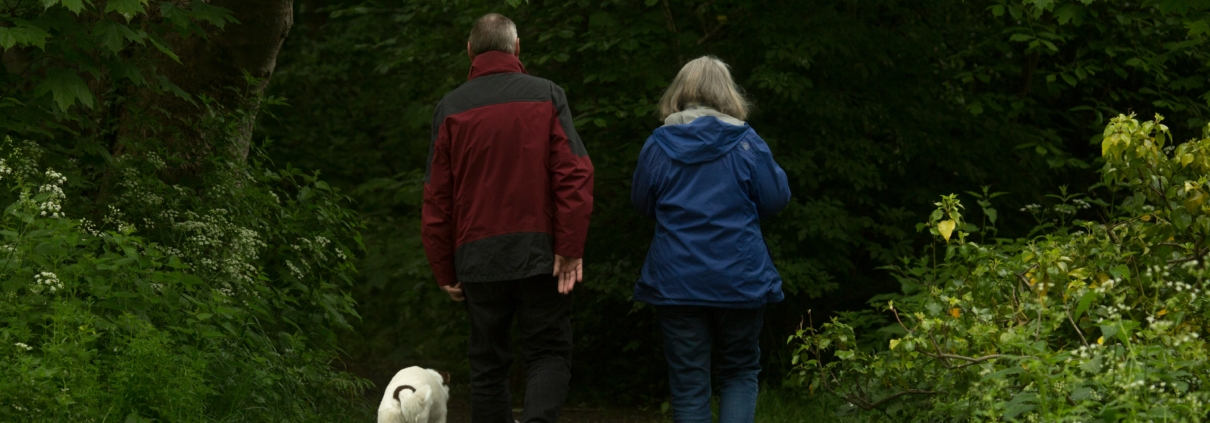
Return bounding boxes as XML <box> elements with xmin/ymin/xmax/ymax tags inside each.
<box><xmin>657</xmin><ymin>305</ymin><xmax>763</xmax><ymax>423</ymax></box>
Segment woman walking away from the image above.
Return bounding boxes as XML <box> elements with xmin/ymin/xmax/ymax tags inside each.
<box><xmin>631</xmin><ymin>56</ymin><xmax>791</xmax><ymax>423</ymax></box>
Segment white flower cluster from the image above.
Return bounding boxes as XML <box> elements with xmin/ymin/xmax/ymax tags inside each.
<box><xmin>174</xmin><ymin>209</ymin><xmax>266</xmax><ymax>288</ymax></box>
<box><xmin>79</xmin><ymin>218</ymin><xmax>102</xmax><ymax>237</ymax></box>
<box><xmin>34</xmin><ymin>271</ymin><xmax>63</xmax><ymax>293</ymax></box>
<box><xmin>146</xmin><ymin>152</ymin><xmax>166</xmax><ymax>170</ymax></box>
<box><xmin>1093</xmin><ymin>278</ymin><xmax>1118</xmax><ymax>293</ymax></box>
<box><xmin>1172</xmin><ymin>332</ymin><xmax>1200</xmax><ymax>346</ymax></box>
<box><xmin>1071</xmin><ymin>198</ymin><xmax>1091</xmax><ymax>209</ymax></box>
<box><xmin>1096</xmin><ymin>303</ymin><xmax>1132</xmax><ymax>323</ymax></box>
<box><xmin>286</xmin><ymin>260</ymin><xmax>305</xmax><ymax>280</ymax></box>
<box><xmin>117</xmin><ymin>167</ymin><xmax>164</xmax><ymax>208</ymax></box>
<box><xmin>0</xmin><ymin>158</ymin><xmax>11</xmax><ymax>181</ymax></box>
<box><xmin>1054</xmin><ymin>204</ymin><xmax>1078</xmax><ymax>215</ymax></box>
<box><xmin>1020</xmin><ymin>203</ymin><xmax>1042</xmax><ymax>212</ymax></box>
<box><xmin>297</xmin><ymin>235</ymin><xmax>332</xmax><ymax>261</ymax></box>
<box><xmin>14</xmin><ymin>342</ymin><xmax>32</xmax><ymax>351</ymax></box>
<box><xmin>1067</xmin><ymin>343</ymin><xmax>1102</xmax><ymax>362</ymax></box>
<box><xmin>103</xmin><ymin>204</ymin><xmax>136</xmax><ymax>234</ymax></box>
<box><xmin>1146</xmin><ymin>314</ymin><xmax>1173</xmax><ymax>330</ymax></box>
<box><xmin>9</xmin><ymin>139</ymin><xmax>43</xmax><ymax>180</ymax></box>
<box><xmin>38</xmin><ymin>169</ymin><xmax>66</xmax><ymax>218</ymax></box>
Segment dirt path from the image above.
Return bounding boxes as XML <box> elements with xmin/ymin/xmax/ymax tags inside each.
<box><xmin>348</xmin><ymin>359</ymin><xmax>667</xmax><ymax>423</ymax></box>
<box><xmin>445</xmin><ymin>398</ymin><xmax>666</xmax><ymax>423</ymax></box>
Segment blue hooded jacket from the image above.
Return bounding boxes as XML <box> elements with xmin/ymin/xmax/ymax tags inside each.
<box><xmin>631</xmin><ymin>112</ymin><xmax>791</xmax><ymax>308</ymax></box>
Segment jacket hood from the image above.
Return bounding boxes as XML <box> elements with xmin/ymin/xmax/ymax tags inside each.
<box><xmin>653</xmin><ymin>108</ymin><xmax>751</xmax><ymax>164</ymax></box>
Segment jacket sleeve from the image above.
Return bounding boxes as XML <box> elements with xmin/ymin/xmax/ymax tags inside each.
<box><xmin>630</xmin><ymin>139</ymin><xmax>662</xmax><ymax>218</ymax></box>
<box><xmin>549</xmin><ymin>84</ymin><xmax>595</xmax><ymax>258</ymax></box>
<box><xmin>422</xmin><ymin>106</ymin><xmax>458</xmax><ymax>287</ymax></box>
<box><xmin>748</xmin><ymin>134</ymin><xmax>792</xmax><ymax>218</ymax></box>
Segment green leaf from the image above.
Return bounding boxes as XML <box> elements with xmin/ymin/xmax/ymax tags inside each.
<box><xmin>104</xmin><ymin>0</ymin><xmax>148</xmax><ymax>19</ymax></box>
<box><xmin>1079</xmin><ymin>356</ymin><xmax>1102</xmax><ymax>373</ymax></box>
<box><xmin>0</xmin><ymin>28</ymin><xmax>17</xmax><ymax>50</ymax></box>
<box><xmin>1074</xmin><ymin>291</ymin><xmax>1095</xmax><ymax>321</ymax></box>
<box><xmin>148</xmin><ymin>34</ymin><xmax>180</xmax><ymax>63</ymax></box>
<box><xmin>1004</xmin><ymin>392</ymin><xmax>1037</xmax><ymax>420</ymax></box>
<box><xmin>93</xmin><ymin>20</ymin><xmax>126</xmax><ymax>54</ymax></box>
<box><xmin>1009</xmin><ymin>33</ymin><xmax>1034</xmax><ymax>42</ymax></box>
<box><xmin>186</xmin><ymin>2</ymin><xmax>238</xmax><ymax>28</ymax></box>
<box><xmin>1070</xmin><ymin>387</ymin><xmax>1093</xmax><ymax>401</ymax></box>
<box><xmin>1116</xmin><ymin>320</ymin><xmax>1139</xmax><ymax>344</ymax></box>
<box><xmin>35</xmin><ymin>70</ymin><xmax>95</xmax><ymax>111</ymax></box>
<box><xmin>59</xmin><ymin>0</ymin><xmax>86</xmax><ymax>14</ymax></box>
<box><xmin>1054</xmin><ymin>4</ymin><xmax>1081</xmax><ymax>25</ymax></box>
<box><xmin>0</xmin><ymin>24</ymin><xmax>52</xmax><ymax>50</ymax></box>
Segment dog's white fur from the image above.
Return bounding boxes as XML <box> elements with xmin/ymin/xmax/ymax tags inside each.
<box><xmin>377</xmin><ymin>366</ymin><xmax>449</xmax><ymax>423</ymax></box>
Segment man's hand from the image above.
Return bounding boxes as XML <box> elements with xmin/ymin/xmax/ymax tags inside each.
<box><xmin>442</xmin><ymin>282</ymin><xmax>465</xmax><ymax>301</ymax></box>
<box><xmin>553</xmin><ymin>255</ymin><xmax>583</xmax><ymax>294</ymax></box>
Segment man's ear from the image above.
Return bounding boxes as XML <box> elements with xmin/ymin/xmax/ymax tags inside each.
<box><xmin>513</xmin><ymin>38</ymin><xmax>521</xmax><ymax>58</ymax></box>
<box><xmin>467</xmin><ymin>42</ymin><xmax>474</xmax><ymax>60</ymax></box>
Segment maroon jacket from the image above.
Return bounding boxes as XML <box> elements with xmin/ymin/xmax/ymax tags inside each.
<box><xmin>422</xmin><ymin>51</ymin><xmax>594</xmax><ymax>287</ymax></box>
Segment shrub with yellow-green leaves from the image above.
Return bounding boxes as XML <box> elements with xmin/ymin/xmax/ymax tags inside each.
<box><xmin>793</xmin><ymin>114</ymin><xmax>1210</xmax><ymax>422</ymax></box>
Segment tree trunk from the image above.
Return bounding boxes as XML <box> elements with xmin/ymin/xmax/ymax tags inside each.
<box><xmin>138</xmin><ymin>0</ymin><xmax>293</xmax><ymax>165</ymax></box>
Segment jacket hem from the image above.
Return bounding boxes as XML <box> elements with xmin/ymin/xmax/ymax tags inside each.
<box><xmin>632</xmin><ymin>294</ymin><xmax>773</xmax><ymax>309</ymax></box>
<box><xmin>458</xmin><ymin>268</ymin><xmax>551</xmax><ymax>283</ymax></box>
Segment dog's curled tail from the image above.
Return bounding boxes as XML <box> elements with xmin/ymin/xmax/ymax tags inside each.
<box><xmin>395</xmin><ymin>384</ymin><xmax>432</xmax><ymax>422</ymax></box>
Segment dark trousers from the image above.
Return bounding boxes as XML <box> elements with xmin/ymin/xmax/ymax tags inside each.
<box><xmin>463</xmin><ymin>275</ymin><xmax>573</xmax><ymax>423</ymax></box>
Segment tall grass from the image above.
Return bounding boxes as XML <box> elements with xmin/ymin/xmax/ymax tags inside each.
<box><xmin>755</xmin><ymin>387</ymin><xmax>863</xmax><ymax>423</ymax></box>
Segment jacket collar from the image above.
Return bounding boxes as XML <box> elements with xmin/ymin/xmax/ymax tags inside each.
<box><xmin>468</xmin><ymin>51</ymin><xmax>527</xmax><ymax>80</ymax></box>
<box><xmin>663</xmin><ymin>104</ymin><xmax>746</xmax><ymax>127</ymax></box>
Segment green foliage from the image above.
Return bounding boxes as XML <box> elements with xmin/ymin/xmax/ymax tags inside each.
<box><xmin>792</xmin><ymin>115</ymin><xmax>1210</xmax><ymax>421</ymax></box>
<box><xmin>0</xmin><ymin>0</ymin><xmax>233</xmax><ymax>127</ymax></box>
<box><xmin>1</xmin><ymin>1</ymin><xmax>372</xmax><ymax>421</ymax></box>
<box><xmin>0</xmin><ymin>132</ymin><xmax>370</xmax><ymax>422</ymax></box>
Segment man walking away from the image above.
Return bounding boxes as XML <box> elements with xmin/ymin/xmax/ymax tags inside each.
<box><xmin>421</xmin><ymin>13</ymin><xmax>594</xmax><ymax>423</ymax></box>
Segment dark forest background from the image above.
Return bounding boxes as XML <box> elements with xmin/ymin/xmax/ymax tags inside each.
<box><xmin>257</xmin><ymin>0</ymin><xmax>1210</xmax><ymax>405</ymax></box>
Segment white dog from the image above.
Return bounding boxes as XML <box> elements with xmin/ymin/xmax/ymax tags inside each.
<box><xmin>377</xmin><ymin>366</ymin><xmax>450</xmax><ymax>423</ymax></box>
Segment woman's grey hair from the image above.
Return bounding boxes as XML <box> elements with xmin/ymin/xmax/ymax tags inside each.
<box><xmin>468</xmin><ymin>13</ymin><xmax>518</xmax><ymax>55</ymax></box>
<box><xmin>659</xmin><ymin>56</ymin><xmax>751</xmax><ymax>120</ymax></box>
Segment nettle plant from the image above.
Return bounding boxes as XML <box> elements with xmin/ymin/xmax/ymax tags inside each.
<box><xmin>793</xmin><ymin>114</ymin><xmax>1210</xmax><ymax>422</ymax></box>
<box><xmin>0</xmin><ymin>135</ymin><xmax>367</xmax><ymax>422</ymax></box>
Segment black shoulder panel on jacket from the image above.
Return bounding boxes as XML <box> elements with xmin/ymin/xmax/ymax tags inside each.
<box><xmin>551</xmin><ymin>83</ymin><xmax>588</xmax><ymax>157</ymax></box>
<box><xmin>440</xmin><ymin>73</ymin><xmax>553</xmax><ymax>121</ymax></box>
<box><xmin>425</xmin><ymin>73</ymin><xmax>555</xmax><ymax>182</ymax></box>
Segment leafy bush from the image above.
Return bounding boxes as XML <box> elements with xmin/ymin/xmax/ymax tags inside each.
<box><xmin>0</xmin><ymin>133</ymin><xmax>369</xmax><ymax>422</ymax></box>
<box><xmin>793</xmin><ymin>114</ymin><xmax>1210</xmax><ymax>421</ymax></box>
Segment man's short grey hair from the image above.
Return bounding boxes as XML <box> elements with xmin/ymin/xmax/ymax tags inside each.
<box><xmin>469</xmin><ymin>13</ymin><xmax>518</xmax><ymax>55</ymax></box>
<box><xmin>659</xmin><ymin>56</ymin><xmax>751</xmax><ymax>121</ymax></box>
